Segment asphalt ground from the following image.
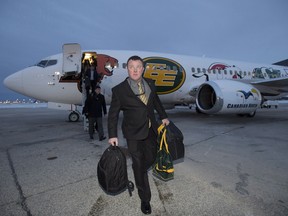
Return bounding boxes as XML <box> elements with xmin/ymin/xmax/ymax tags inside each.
<box><xmin>0</xmin><ymin>106</ymin><xmax>288</xmax><ymax>216</ymax></box>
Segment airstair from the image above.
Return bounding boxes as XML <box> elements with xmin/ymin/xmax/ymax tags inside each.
<box><xmin>62</xmin><ymin>43</ymin><xmax>99</xmax><ymax>130</ymax></box>
<box><xmin>62</xmin><ymin>43</ymin><xmax>89</xmax><ymax>130</ymax></box>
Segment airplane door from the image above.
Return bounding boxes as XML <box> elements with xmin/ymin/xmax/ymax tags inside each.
<box><xmin>62</xmin><ymin>43</ymin><xmax>81</xmax><ymax>76</ymax></box>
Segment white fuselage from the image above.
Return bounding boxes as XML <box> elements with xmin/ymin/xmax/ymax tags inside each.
<box><xmin>4</xmin><ymin>49</ymin><xmax>288</xmax><ymax>115</ymax></box>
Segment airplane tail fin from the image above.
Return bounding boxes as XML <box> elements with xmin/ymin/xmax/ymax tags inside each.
<box><xmin>272</xmin><ymin>59</ymin><xmax>288</xmax><ymax>67</ymax></box>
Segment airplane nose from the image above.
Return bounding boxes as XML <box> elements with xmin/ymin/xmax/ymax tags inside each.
<box><xmin>3</xmin><ymin>71</ymin><xmax>24</xmax><ymax>94</ymax></box>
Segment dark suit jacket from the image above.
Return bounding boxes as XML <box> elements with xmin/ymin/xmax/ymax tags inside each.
<box><xmin>83</xmin><ymin>93</ymin><xmax>107</xmax><ymax>118</ymax></box>
<box><xmin>85</xmin><ymin>68</ymin><xmax>99</xmax><ymax>82</ymax></box>
<box><xmin>108</xmin><ymin>77</ymin><xmax>168</xmax><ymax>140</ymax></box>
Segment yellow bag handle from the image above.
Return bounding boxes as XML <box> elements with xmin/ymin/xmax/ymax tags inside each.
<box><xmin>158</xmin><ymin>124</ymin><xmax>165</xmax><ymax>134</ymax></box>
<box><xmin>158</xmin><ymin>125</ymin><xmax>170</xmax><ymax>154</ymax></box>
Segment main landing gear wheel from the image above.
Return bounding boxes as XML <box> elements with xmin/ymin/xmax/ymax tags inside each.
<box><xmin>195</xmin><ymin>106</ymin><xmax>202</xmax><ymax>113</ymax></box>
<box><xmin>237</xmin><ymin>111</ymin><xmax>256</xmax><ymax>118</ymax></box>
<box><xmin>69</xmin><ymin>111</ymin><xmax>80</xmax><ymax>122</ymax></box>
<box><xmin>247</xmin><ymin>111</ymin><xmax>256</xmax><ymax>117</ymax></box>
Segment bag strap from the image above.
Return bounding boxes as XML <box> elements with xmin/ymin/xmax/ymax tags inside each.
<box><xmin>158</xmin><ymin>124</ymin><xmax>165</xmax><ymax>134</ymax></box>
<box><xmin>127</xmin><ymin>181</ymin><xmax>134</xmax><ymax>197</ymax></box>
<box><xmin>158</xmin><ymin>127</ymin><xmax>170</xmax><ymax>154</ymax></box>
<box><xmin>162</xmin><ymin>129</ymin><xmax>170</xmax><ymax>153</ymax></box>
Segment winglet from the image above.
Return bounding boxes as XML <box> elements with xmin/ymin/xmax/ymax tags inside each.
<box><xmin>272</xmin><ymin>59</ymin><xmax>288</xmax><ymax>67</ymax></box>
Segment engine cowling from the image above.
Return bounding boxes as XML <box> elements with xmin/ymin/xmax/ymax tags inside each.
<box><xmin>196</xmin><ymin>80</ymin><xmax>262</xmax><ymax>115</ymax></box>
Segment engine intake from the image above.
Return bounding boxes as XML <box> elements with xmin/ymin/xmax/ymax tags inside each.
<box><xmin>196</xmin><ymin>80</ymin><xmax>262</xmax><ymax>115</ymax></box>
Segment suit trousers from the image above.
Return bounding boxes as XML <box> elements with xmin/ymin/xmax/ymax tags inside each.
<box><xmin>88</xmin><ymin>117</ymin><xmax>104</xmax><ymax>139</ymax></box>
<box><xmin>126</xmin><ymin>128</ymin><xmax>157</xmax><ymax>202</ymax></box>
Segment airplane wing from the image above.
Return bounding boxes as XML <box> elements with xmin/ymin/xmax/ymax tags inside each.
<box><xmin>250</xmin><ymin>77</ymin><xmax>288</xmax><ymax>96</ymax></box>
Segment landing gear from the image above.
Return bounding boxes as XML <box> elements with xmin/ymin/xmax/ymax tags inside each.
<box><xmin>195</xmin><ymin>106</ymin><xmax>202</xmax><ymax>113</ymax></box>
<box><xmin>69</xmin><ymin>111</ymin><xmax>80</xmax><ymax>122</ymax></box>
<box><xmin>237</xmin><ymin>111</ymin><xmax>256</xmax><ymax>118</ymax></box>
<box><xmin>247</xmin><ymin>111</ymin><xmax>256</xmax><ymax>117</ymax></box>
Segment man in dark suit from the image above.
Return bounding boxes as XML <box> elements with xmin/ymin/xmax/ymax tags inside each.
<box><xmin>84</xmin><ymin>86</ymin><xmax>107</xmax><ymax>140</ymax></box>
<box><xmin>108</xmin><ymin>55</ymin><xmax>169</xmax><ymax>214</ymax></box>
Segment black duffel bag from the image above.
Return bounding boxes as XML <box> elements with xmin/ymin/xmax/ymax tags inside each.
<box><xmin>165</xmin><ymin>121</ymin><xmax>185</xmax><ymax>161</ymax></box>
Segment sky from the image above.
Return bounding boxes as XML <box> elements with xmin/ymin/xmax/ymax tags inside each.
<box><xmin>0</xmin><ymin>0</ymin><xmax>287</xmax><ymax>100</ymax></box>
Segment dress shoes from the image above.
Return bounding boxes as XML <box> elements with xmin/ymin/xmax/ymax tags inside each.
<box><xmin>141</xmin><ymin>201</ymin><xmax>151</xmax><ymax>214</ymax></box>
<box><xmin>99</xmin><ymin>136</ymin><xmax>106</xmax><ymax>141</ymax></box>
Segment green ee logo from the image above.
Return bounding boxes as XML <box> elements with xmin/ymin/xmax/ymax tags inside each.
<box><xmin>143</xmin><ymin>57</ymin><xmax>186</xmax><ymax>94</ymax></box>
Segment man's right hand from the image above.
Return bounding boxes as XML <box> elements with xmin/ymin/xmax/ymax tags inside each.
<box><xmin>108</xmin><ymin>137</ymin><xmax>118</xmax><ymax>146</ymax></box>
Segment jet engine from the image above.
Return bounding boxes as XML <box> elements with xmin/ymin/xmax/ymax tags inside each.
<box><xmin>196</xmin><ymin>80</ymin><xmax>262</xmax><ymax>116</ymax></box>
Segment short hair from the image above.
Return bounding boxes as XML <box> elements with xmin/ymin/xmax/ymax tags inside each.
<box><xmin>126</xmin><ymin>55</ymin><xmax>144</xmax><ymax>66</ymax></box>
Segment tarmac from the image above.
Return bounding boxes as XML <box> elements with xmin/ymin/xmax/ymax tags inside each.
<box><xmin>0</xmin><ymin>105</ymin><xmax>288</xmax><ymax>216</ymax></box>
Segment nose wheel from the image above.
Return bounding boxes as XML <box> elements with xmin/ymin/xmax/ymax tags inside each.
<box><xmin>69</xmin><ymin>111</ymin><xmax>80</xmax><ymax>122</ymax></box>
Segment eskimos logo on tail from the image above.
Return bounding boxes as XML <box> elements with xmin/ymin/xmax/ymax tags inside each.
<box><xmin>143</xmin><ymin>57</ymin><xmax>186</xmax><ymax>94</ymax></box>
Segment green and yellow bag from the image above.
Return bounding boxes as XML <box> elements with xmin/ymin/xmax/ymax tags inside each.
<box><xmin>153</xmin><ymin>124</ymin><xmax>174</xmax><ymax>181</ymax></box>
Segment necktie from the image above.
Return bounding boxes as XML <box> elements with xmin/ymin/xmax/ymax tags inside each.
<box><xmin>137</xmin><ymin>82</ymin><xmax>148</xmax><ymax>105</ymax></box>
<box><xmin>137</xmin><ymin>81</ymin><xmax>151</xmax><ymax>127</ymax></box>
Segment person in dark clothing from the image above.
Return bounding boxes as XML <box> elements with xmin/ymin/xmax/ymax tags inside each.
<box><xmin>86</xmin><ymin>63</ymin><xmax>98</xmax><ymax>93</ymax></box>
<box><xmin>82</xmin><ymin>60</ymin><xmax>92</xmax><ymax>97</ymax></box>
<box><xmin>84</xmin><ymin>86</ymin><xmax>107</xmax><ymax>140</ymax></box>
<box><xmin>108</xmin><ymin>55</ymin><xmax>169</xmax><ymax>214</ymax></box>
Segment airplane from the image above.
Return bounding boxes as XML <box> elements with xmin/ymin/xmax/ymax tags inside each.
<box><xmin>4</xmin><ymin>43</ymin><xmax>288</xmax><ymax>122</ymax></box>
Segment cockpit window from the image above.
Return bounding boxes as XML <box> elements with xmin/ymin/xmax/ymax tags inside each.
<box><xmin>36</xmin><ymin>60</ymin><xmax>48</xmax><ymax>67</ymax></box>
<box><xmin>46</xmin><ymin>59</ymin><xmax>57</xmax><ymax>66</ymax></box>
<box><xmin>36</xmin><ymin>59</ymin><xmax>57</xmax><ymax>67</ymax></box>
